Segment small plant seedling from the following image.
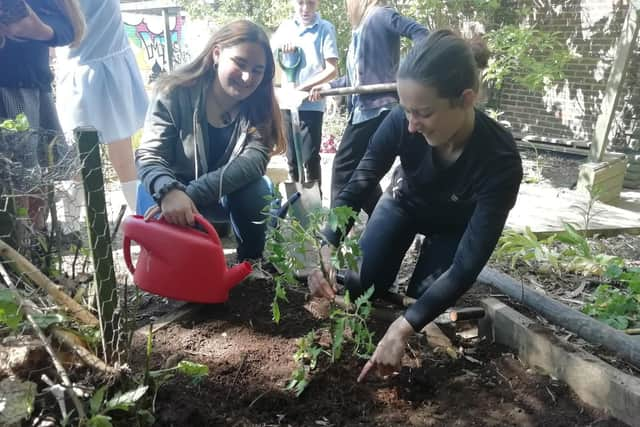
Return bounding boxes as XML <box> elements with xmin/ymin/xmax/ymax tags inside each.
<box><xmin>267</xmin><ymin>204</ymin><xmax>375</xmax><ymax>396</ymax></box>
<box><xmin>266</xmin><ymin>204</ymin><xmax>360</xmax><ymax>323</ymax></box>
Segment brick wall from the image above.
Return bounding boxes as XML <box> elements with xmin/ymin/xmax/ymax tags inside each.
<box><xmin>497</xmin><ymin>0</ymin><xmax>636</xmax><ymax>147</ymax></box>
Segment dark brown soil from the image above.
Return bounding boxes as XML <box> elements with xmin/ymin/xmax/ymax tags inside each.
<box><xmin>130</xmin><ymin>277</ymin><xmax>624</xmax><ymax>427</ymax></box>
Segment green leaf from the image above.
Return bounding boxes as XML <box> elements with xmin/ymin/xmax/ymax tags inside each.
<box><xmin>87</xmin><ymin>414</ymin><xmax>113</xmax><ymax>427</ymax></box>
<box><xmin>331</xmin><ymin>317</ymin><xmax>345</xmax><ymax>362</ymax></box>
<box><xmin>89</xmin><ymin>386</ymin><xmax>107</xmax><ymax>415</ymax></box>
<box><xmin>176</xmin><ymin>360</ymin><xmax>209</xmax><ymax>378</ymax></box>
<box><xmin>104</xmin><ymin>385</ymin><xmax>148</xmax><ymax>412</ymax></box>
<box><xmin>271</xmin><ymin>299</ymin><xmax>281</xmax><ymax>323</ymax></box>
<box><xmin>355</xmin><ymin>286</ymin><xmax>375</xmax><ymax>309</ymax></box>
<box><xmin>0</xmin><ymin>299</ymin><xmax>22</xmax><ymax>331</ymax></box>
<box><xmin>31</xmin><ymin>313</ymin><xmax>66</xmax><ymax>329</ymax></box>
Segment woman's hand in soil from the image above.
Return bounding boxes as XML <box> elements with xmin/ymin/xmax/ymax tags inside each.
<box><xmin>144</xmin><ymin>189</ymin><xmax>200</xmax><ymax>227</ymax></box>
<box><xmin>307</xmin><ymin>244</ymin><xmax>337</xmax><ymax>300</ymax></box>
<box><xmin>0</xmin><ymin>2</ymin><xmax>53</xmax><ymax>41</ymax></box>
<box><xmin>357</xmin><ymin>316</ymin><xmax>414</xmax><ymax>382</ymax></box>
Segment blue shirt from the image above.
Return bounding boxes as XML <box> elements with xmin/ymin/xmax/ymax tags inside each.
<box><xmin>272</xmin><ymin>13</ymin><xmax>338</xmax><ymax>112</ymax></box>
<box><xmin>347</xmin><ymin>24</ymin><xmax>392</xmax><ymax>125</ymax></box>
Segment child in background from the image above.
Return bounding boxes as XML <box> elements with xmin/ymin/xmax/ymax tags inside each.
<box><xmin>55</xmin><ymin>0</ymin><xmax>148</xmax><ymax>211</ymax></box>
<box><xmin>272</xmin><ymin>0</ymin><xmax>338</xmax><ymax>185</ymax></box>
<box><xmin>309</xmin><ymin>0</ymin><xmax>428</xmax><ymax>216</ymax></box>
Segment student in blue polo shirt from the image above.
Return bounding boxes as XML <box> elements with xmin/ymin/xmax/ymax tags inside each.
<box><xmin>272</xmin><ymin>0</ymin><xmax>339</xmax><ymax>185</ymax></box>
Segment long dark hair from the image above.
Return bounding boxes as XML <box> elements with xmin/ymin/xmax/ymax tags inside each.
<box><xmin>155</xmin><ymin>20</ymin><xmax>285</xmax><ymax>154</ymax></box>
<box><xmin>398</xmin><ymin>29</ymin><xmax>489</xmax><ymax>102</ymax></box>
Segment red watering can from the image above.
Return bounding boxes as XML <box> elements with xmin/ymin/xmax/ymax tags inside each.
<box><xmin>122</xmin><ymin>214</ymin><xmax>252</xmax><ymax>303</ymax></box>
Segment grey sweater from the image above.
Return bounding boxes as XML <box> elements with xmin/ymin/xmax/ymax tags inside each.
<box><xmin>136</xmin><ymin>76</ymin><xmax>273</xmax><ymax>209</ymax></box>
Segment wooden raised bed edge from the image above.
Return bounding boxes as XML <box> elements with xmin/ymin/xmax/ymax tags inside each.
<box><xmin>477</xmin><ymin>267</ymin><xmax>640</xmax><ymax>368</ymax></box>
<box><xmin>479</xmin><ymin>297</ymin><xmax>640</xmax><ymax>427</ymax></box>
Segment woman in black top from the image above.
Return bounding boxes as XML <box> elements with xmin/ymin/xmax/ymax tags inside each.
<box><xmin>308</xmin><ymin>30</ymin><xmax>523</xmax><ymax>381</ymax></box>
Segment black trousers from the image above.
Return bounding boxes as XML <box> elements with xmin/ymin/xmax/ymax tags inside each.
<box><xmin>330</xmin><ymin>111</ymin><xmax>389</xmax><ymax>216</ymax></box>
<box><xmin>356</xmin><ymin>192</ymin><xmax>464</xmax><ymax>302</ymax></box>
<box><xmin>282</xmin><ymin>109</ymin><xmax>323</xmax><ymax>183</ymax></box>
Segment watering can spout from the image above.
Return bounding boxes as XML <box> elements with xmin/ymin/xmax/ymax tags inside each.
<box><xmin>224</xmin><ymin>261</ymin><xmax>252</xmax><ymax>290</ymax></box>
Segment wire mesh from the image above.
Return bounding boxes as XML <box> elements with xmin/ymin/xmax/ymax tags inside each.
<box><xmin>0</xmin><ymin>123</ymin><xmax>140</xmax><ymax>423</ymax></box>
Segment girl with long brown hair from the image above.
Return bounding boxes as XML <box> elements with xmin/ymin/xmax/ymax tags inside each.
<box><xmin>136</xmin><ymin>20</ymin><xmax>285</xmax><ymax>262</ymax></box>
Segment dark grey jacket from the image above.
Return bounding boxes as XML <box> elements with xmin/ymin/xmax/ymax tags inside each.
<box><xmin>136</xmin><ymin>76</ymin><xmax>272</xmax><ymax>208</ymax></box>
<box><xmin>329</xmin><ymin>6</ymin><xmax>428</xmax><ymax>112</ymax></box>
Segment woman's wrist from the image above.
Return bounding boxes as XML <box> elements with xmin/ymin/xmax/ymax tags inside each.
<box><xmin>392</xmin><ymin>316</ymin><xmax>415</xmax><ymax>338</ymax></box>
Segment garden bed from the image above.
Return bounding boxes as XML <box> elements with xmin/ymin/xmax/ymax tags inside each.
<box><xmin>122</xmin><ymin>149</ymin><xmax>640</xmax><ymax>426</ymax></box>
<box><xmin>129</xmin><ymin>277</ymin><xmax>624</xmax><ymax>426</ymax></box>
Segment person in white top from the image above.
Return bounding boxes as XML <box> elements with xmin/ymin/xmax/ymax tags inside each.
<box><xmin>56</xmin><ymin>0</ymin><xmax>148</xmax><ymax>210</ymax></box>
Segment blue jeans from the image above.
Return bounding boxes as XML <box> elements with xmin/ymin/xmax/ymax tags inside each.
<box><xmin>354</xmin><ymin>192</ymin><xmax>464</xmax><ymax>299</ymax></box>
<box><xmin>137</xmin><ymin>176</ymin><xmax>273</xmax><ymax>261</ymax></box>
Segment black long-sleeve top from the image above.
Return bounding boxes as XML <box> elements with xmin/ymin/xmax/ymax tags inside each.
<box><xmin>0</xmin><ymin>0</ymin><xmax>75</xmax><ymax>91</ymax></box>
<box><xmin>324</xmin><ymin>106</ymin><xmax>523</xmax><ymax>332</ymax></box>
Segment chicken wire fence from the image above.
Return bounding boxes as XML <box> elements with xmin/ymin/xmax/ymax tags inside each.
<box><xmin>0</xmin><ymin>124</ymin><xmax>139</xmax><ymax>381</ymax></box>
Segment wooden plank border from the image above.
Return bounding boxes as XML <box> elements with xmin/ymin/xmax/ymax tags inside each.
<box><xmin>479</xmin><ymin>297</ymin><xmax>640</xmax><ymax>427</ymax></box>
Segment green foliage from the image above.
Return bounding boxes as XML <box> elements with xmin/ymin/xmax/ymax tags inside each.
<box><xmin>178</xmin><ymin>0</ymin><xmax>572</xmax><ymax>98</ymax></box>
<box><xmin>86</xmin><ymin>385</ymin><xmax>152</xmax><ymax>427</ymax></box>
<box><xmin>556</xmin><ymin>223</ymin><xmax>624</xmax><ymax>276</ymax></box>
<box><xmin>494</xmin><ymin>225</ymin><xmax>638</xmax><ymax>330</ymax></box>
<box><xmin>329</xmin><ymin>287</ymin><xmax>375</xmax><ymax>361</ymax></box>
<box><xmin>287</xmin><ymin>288</ymin><xmax>375</xmax><ymax>396</ymax></box>
<box><xmin>287</xmin><ymin>331</ymin><xmax>324</xmax><ymax>396</ymax></box>
<box><xmin>267</xmin><ymin>203</ymin><xmax>373</xmax><ymax>396</ymax></box>
<box><xmin>485</xmin><ymin>25</ymin><xmax>571</xmax><ymax>92</ymax></box>
<box><xmin>494</xmin><ymin>223</ymin><xmax>624</xmax><ymax>277</ymax></box>
<box><xmin>396</xmin><ymin>0</ymin><xmax>502</xmax><ymax>34</ymax></box>
<box><xmin>0</xmin><ymin>112</ymin><xmax>29</xmax><ymax>132</ymax></box>
<box><xmin>266</xmin><ymin>205</ymin><xmax>360</xmax><ymax>323</ymax></box>
<box><xmin>494</xmin><ymin>227</ymin><xmax>561</xmax><ymax>272</ymax></box>
<box><xmin>570</xmin><ymin>184</ymin><xmax>603</xmax><ymax>232</ymax></box>
<box><xmin>582</xmin><ymin>266</ymin><xmax>640</xmax><ymax>330</ymax></box>
<box><xmin>0</xmin><ymin>289</ymin><xmax>23</xmax><ymax>331</ymax></box>
<box><xmin>0</xmin><ymin>288</ymin><xmax>67</xmax><ymax>332</ymax></box>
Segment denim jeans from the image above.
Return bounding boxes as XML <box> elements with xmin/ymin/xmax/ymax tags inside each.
<box><xmin>352</xmin><ymin>192</ymin><xmax>463</xmax><ymax>300</ymax></box>
<box><xmin>137</xmin><ymin>176</ymin><xmax>273</xmax><ymax>261</ymax></box>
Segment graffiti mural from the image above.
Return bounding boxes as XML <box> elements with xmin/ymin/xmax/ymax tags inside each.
<box><xmin>123</xmin><ymin>14</ymin><xmax>189</xmax><ymax>84</ymax></box>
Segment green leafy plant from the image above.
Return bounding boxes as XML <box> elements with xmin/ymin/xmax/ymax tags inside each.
<box><xmin>0</xmin><ymin>112</ymin><xmax>29</xmax><ymax>132</ymax></box>
<box><xmin>267</xmin><ymin>204</ymin><xmax>374</xmax><ymax>395</ymax></box>
<box><xmin>485</xmin><ymin>25</ymin><xmax>571</xmax><ymax>93</ymax></box>
<box><xmin>570</xmin><ymin>183</ymin><xmax>603</xmax><ymax>232</ymax></box>
<box><xmin>86</xmin><ymin>385</ymin><xmax>153</xmax><ymax>427</ymax></box>
<box><xmin>287</xmin><ymin>287</ymin><xmax>375</xmax><ymax>396</ymax></box>
<box><xmin>142</xmin><ymin>324</ymin><xmax>209</xmax><ymax>412</ymax></box>
<box><xmin>0</xmin><ymin>288</ymin><xmax>23</xmax><ymax>331</ymax></box>
<box><xmin>555</xmin><ymin>222</ymin><xmax>623</xmax><ymax>276</ymax></box>
<box><xmin>583</xmin><ymin>265</ymin><xmax>640</xmax><ymax>329</ymax></box>
<box><xmin>287</xmin><ymin>330</ymin><xmax>323</xmax><ymax>397</ymax></box>
<box><xmin>493</xmin><ymin>227</ymin><xmax>561</xmax><ymax>272</ymax></box>
<box><xmin>329</xmin><ymin>287</ymin><xmax>375</xmax><ymax>361</ymax></box>
<box><xmin>266</xmin><ymin>205</ymin><xmax>360</xmax><ymax>323</ymax></box>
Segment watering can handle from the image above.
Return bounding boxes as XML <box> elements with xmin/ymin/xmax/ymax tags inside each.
<box><xmin>123</xmin><ymin>236</ymin><xmax>135</xmax><ymax>274</ymax></box>
<box><xmin>122</xmin><ymin>214</ymin><xmax>220</xmax><ymax>275</ymax></box>
<box><xmin>193</xmin><ymin>213</ymin><xmax>223</xmax><ymax>247</ymax></box>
